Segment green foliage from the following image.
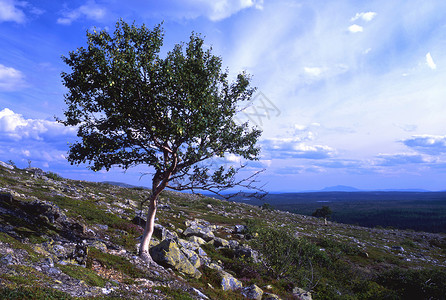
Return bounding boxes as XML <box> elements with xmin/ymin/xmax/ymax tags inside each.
<box><xmin>261</xmin><ymin>203</ymin><xmax>274</xmax><ymax>211</ymax></box>
<box><xmin>59</xmin><ymin>19</ymin><xmax>262</xmax><ymax>196</ymax></box>
<box><xmin>45</xmin><ymin>171</ymin><xmax>63</xmax><ymax>181</ymax></box>
<box><xmin>246</xmin><ymin>219</ymin><xmax>330</xmax><ymax>287</ymax></box>
<box><xmin>312</xmin><ymin>205</ymin><xmax>332</xmax><ymax>219</ymax></box>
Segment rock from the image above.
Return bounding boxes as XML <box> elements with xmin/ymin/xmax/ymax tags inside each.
<box><xmin>234</xmin><ymin>225</ymin><xmax>247</xmax><ymax>234</ymax></box>
<box><xmin>293</xmin><ymin>287</ymin><xmax>312</xmax><ymax>300</ymax></box>
<box><xmin>181</xmin><ymin>248</ymin><xmax>202</xmax><ymax>268</ymax></box>
<box><xmin>234</xmin><ymin>246</ymin><xmax>260</xmax><ymax>262</ymax></box>
<box><xmin>242</xmin><ymin>284</ymin><xmax>263</xmax><ymax>299</ymax></box>
<box><xmin>187</xmin><ymin>236</ymin><xmax>207</xmax><ymax>245</ymax></box>
<box><xmin>150</xmin><ymin>239</ymin><xmax>202</xmax><ymax>278</ymax></box>
<box><xmin>263</xmin><ymin>293</ymin><xmax>282</xmax><ymax>299</ymax></box>
<box><xmin>154</xmin><ymin>224</ymin><xmax>178</xmax><ymax>241</ymax></box>
<box><xmin>213</xmin><ymin>237</ymin><xmax>229</xmax><ymax>248</ymax></box>
<box><xmin>1</xmin><ymin>253</ymin><xmax>17</xmax><ymax>265</ymax></box>
<box><xmin>218</xmin><ymin>270</ymin><xmax>243</xmax><ymax>291</ymax></box>
<box><xmin>183</xmin><ymin>225</ymin><xmax>215</xmax><ymax>242</ymax></box>
<box><xmin>0</xmin><ymin>161</ymin><xmax>14</xmax><ymax>170</ymax></box>
<box><xmin>391</xmin><ymin>246</ymin><xmax>405</xmax><ymax>252</ymax></box>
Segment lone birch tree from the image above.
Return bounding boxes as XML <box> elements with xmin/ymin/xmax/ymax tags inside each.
<box><xmin>59</xmin><ymin>20</ymin><xmax>263</xmax><ymax>263</ymax></box>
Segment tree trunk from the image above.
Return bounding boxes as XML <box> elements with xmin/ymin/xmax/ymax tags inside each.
<box><xmin>139</xmin><ymin>193</ymin><xmax>157</xmax><ymax>263</ymax></box>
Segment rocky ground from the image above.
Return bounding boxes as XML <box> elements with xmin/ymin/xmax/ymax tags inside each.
<box><xmin>0</xmin><ymin>161</ymin><xmax>445</xmax><ymax>299</ymax></box>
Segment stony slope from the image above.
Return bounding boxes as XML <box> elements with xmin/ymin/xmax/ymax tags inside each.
<box><xmin>0</xmin><ymin>161</ymin><xmax>445</xmax><ymax>299</ymax></box>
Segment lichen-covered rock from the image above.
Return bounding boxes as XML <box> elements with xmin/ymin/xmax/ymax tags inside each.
<box><xmin>181</xmin><ymin>247</ymin><xmax>202</xmax><ymax>268</ymax></box>
<box><xmin>242</xmin><ymin>284</ymin><xmax>263</xmax><ymax>299</ymax></box>
<box><xmin>154</xmin><ymin>224</ymin><xmax>178</xmax><ymax>241</ymax></box>
<box><xmin>187</xmin><ymin>236</ymin><xmax>207</xmax><ymax>245</ymax></box>
<box><xmin>293</xmin><ymin>287</ymin><xmax>312</xmax><ymax>300</ymax></box>
<box><xmin>150</xmin><ymin>239</ymin><xmax>202</xmax><ymax>278</ymax></box>
<box><xmin>218</xmin><ymin>270</ymin><xmax>243</xmax><ymax>291</ymax></box>
<box><xmin>183</xmin><ymin>225</ymin><xmax>215</xmax><ymax>242</ymax></box>
<box><xmin>263</xmin><ymin>293</ymin><xmax>282</xmax><ymax>300</ymax></box>
<box><xmin>213</xmin><ymin>237</ymin><xmax>229</xmax><ymax>248</ymax></box>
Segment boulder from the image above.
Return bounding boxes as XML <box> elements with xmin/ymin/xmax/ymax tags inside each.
<box><xmin>183</xmin><ymin>225</ymin><xmax>215</xmax><ymax>242</ymax></box>
<box><xmin>150</xmin><ymin>239</ymin><xmax>202</xmax><ymax>278</ymax></box>
<box><xmin>187</xmin><ymin>236</ymin><xmax>207</xmax><ymax>245</ymax></box>
<box><xmin>263</xmin><ymin>293</ymin><xmax>282</xmax><ymax>300</ymax></box>
<box><xmin>154</xmin><ymin>224</ymin><xmax>178</xmax><ymax>241</ymax></box>
<box><xmin>181</xmin><ymin>248</ymin><xmax>202</xmax><ymax>268</ymax></box>
<box><xmin>242</xmin><ymin>284</ymin><xmax>263</xmax><ymax>299</ymax></box>
<box><xmin>234</xmin><ymin>224</ymin><xmax>247</xmax><ymax>234</ymax></box>
<box><xmin>218</xmin><ymin>270</ymin><xmax>243</xmax><ymax>291</ymax></box>
<box><xmin>213</xmin><ymin>237</ymin><xmax>230</xmax><ymax>248</ymax></box>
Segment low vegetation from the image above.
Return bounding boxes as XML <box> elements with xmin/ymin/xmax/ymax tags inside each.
<box><xmin>0</xmin><ymin>162</ymin><xmax>445</xmax><ymax>299</ymax></box>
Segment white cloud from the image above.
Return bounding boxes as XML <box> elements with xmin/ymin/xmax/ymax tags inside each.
<box><xmin>0</xmin><ymin>63</ymin><xmax>25</xmax><ymax>90</ymax></box>
<box><xmin>195</xmin><ymin>0</ymin><xmax>263</xmax><ymax>21</ymax></box>
<box><xmin>262</xmin><ymin>137</ymin><xmax>335</xmax><ymax>159</ymax></box>
<box><xmin>57</xmin><ymin>0</ymin><xmax>106</xmax><ymax>25</ymax></box>
<box><xmin>351</xmin><ymin>12</ymin><xmax>377</xmax><ymax>22</ymax></box>
<box><xmin>348</xmin><ymin>24</ymin><xmax>363</xmax><ymax>33</ymax></box>
<box><xmin>0</xmin><ymin>0</ymin><xmax>25</xmax><ymax>23</ymax></box>
<box><xmin>426</xmin><ymin>52</ymin><xmax>437</xmax><ymax>70</ymax></box>
<box><xmin>403</xmin><ymin>135</ymin><xmax>446</xmax><ymax>155</ymax></box>
<box><xmin>304</xmin><ymin>67</ymin><xmax>323</xmax><ymax>77</ymax></box>
<box><xmin>0</xmin><ymin>108</ymin><xmax>76</xmax><ymax>141</ymax></box>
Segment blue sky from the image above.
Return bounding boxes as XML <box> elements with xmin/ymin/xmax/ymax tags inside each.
<box><xmin>1</xmin><ymin>0</ymin><xmax>446</xmax><ymax>192</ymax></box>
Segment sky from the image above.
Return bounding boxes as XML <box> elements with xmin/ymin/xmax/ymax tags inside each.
<box><xmin>1</xmin><ymin>0</ymin><xmax>446</xmax><ymax>192</ymax></box>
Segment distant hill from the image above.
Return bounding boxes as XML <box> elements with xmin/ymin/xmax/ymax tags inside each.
<box><xmin>320</xmin><ymin>185</ymin><xmax>361</xmax><ymax>192</ymax></box>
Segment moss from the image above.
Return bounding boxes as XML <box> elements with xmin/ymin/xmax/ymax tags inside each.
<box><xmin>156</xmin><ymin>286</ymin><xmax>194</xmax><ymax>300</ymax></box>
<box><xmin>58</xmin><ymin>264</ymin><xmax>110</xmax><ymax>287</ymax></box>
<box><xmin>0</xmin><ymin>286</ymin><xmax>72</xmax><ymax>299</ymax></box>
<box><xmin>86</xmin><ymin>247</ymin><xmax>145</xmax><ymax>282</ymax></box>
<box><xmin>0</xmin><ymin>265</ymin><xmax>54</xmax><ymax>286</ymax></box>
<box><xmin>0</xmin><ymin>232</ymin><xmax>42</xmax><ymax>261</ymax></box>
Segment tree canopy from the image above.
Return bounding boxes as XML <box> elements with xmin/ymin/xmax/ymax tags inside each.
<box><xmin>59</xmin><ymin>20</ymin><xmax>263</xmax><ymax>197</ymax></box>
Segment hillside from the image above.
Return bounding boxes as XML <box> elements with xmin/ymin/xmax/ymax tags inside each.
<box><xmin>0</xmin><ymin>161</ymin><xmax>445</xmax><ymax>299</ymax></box>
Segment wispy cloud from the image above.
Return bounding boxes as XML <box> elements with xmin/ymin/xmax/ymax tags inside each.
<box><xmin>0</xmin><ymin>0</ymin><xmax>25</xmax><ymax>23</ymax></box>
<box><xmin>199</xmin><ymin>0</ymin><xmax>263</xmax><ymax>21</ymax></box>
<box><xmin>426</xmin><ymin>52</ymin><xmax>437</xmax><ymax>70</ymax></box>
<box><xmin>0</xmin><ymin>64</ymin><xmax>25</xmax><ymax>91</ymax></box>
<box><xmin>376</xmin><ymin>153</ymin><xmax>433</xmax><ymax>166</ymax></box>
<box><xmin>57</xmin><ymin>0</ymin><xmax>106</xmax><ymax>25</ymax></box>
<box><xmin>351</xmin><ymin>12</ymin><xmax>377</xmax><ymax>22</ymax></box>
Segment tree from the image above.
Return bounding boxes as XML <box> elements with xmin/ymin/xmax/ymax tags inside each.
<box><xmin>312</xmin><ymin>206</ymin><xmax>332</xmax><ymax>225</ymax></box>
<box><xmin>59</xmin><ymin>20</ymin><xmax>263</xmax><ymax>263</ymax></box>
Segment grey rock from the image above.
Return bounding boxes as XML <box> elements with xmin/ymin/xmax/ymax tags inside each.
<box><xmin>242</xmin><ymin>284</ymin><xmax>263</xmax><ymax>299</ymax></box>
<box><xmin>183</xmin><ymin>225</ymin><xmax>215</xmax><ymax>242</ymax></box>
<box><xmin>150</xmin><ymin>239</ymin><xmax>202</xmax><ymax>278</ymax></box>
<box><xmin>293</xmin><ymin>287</ymin><xmax>312</xmax><ymax>300</ymax></box>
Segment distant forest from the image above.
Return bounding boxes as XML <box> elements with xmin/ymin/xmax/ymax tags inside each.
<box><xmin>229</xmin><ymin>192</ymin><xmax>446</xmax><ymax>233</ymax></box>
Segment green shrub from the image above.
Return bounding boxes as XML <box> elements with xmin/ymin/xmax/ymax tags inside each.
<box><xmin>376</xmin><ymin>268</ymin><xmax>446</xmax><ymax>300</ymax></box>
<box><xmin>246</xmin><ymin>219</ymin><xmax>331</xmax><ymax>289</ymax></box>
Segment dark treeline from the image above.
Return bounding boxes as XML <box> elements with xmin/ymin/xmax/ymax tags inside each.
<box><xmin>229</xmin><ymin>192</ymin><xmax>446</xmax><ymax>233</ymax></box>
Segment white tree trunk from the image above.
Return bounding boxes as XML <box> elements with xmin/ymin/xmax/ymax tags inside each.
<box><xmin>139</xmin><ymin>195</ymin><xmax>157</xmax><ymax>261</ymax></box>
